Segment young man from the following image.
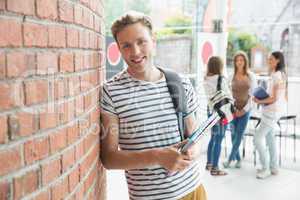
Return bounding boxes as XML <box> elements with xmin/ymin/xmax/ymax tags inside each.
<box><xmin>100</xmin><ymin>11</ymin><xmax>206</xmax><ymax>200</ymax></box>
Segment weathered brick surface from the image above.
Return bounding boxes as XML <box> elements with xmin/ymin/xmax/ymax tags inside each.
<box><xmin>0</xmin><ymin>0</ymin><xmax>105</xmax><ymax>199</ymax></box>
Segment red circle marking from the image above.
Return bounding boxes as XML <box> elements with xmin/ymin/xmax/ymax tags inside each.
<box><xmin>201</xmin><ymin>41</ymin><xmax>213</xmax><ymax>65</ymax></box>
<box><xmin>107</xmin><ymin>42</ymin><xmax>121</xmax><ymax>66</ymax></box>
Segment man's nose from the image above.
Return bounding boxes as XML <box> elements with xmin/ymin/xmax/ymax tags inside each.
<box><xmin>131</xmin><ymin>44</ymin><xmax>141</xmax><ymax>55</ymax></box>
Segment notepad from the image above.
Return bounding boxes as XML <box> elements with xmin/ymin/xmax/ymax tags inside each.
<box><xmin>253</xmin><ymin>86</ymin><xmax>269</xmax><ymax>100</ymax></box>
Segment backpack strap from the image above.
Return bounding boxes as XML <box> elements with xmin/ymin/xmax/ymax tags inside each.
<box><xmin>158</xmin><ymin>67</ymin><xmax>187</xmax><ymax>141</ymax></box>
<box><xmin>217</xmin><ymin>75</ymin><xmax>223</xmax><ymax>91</ymax></box>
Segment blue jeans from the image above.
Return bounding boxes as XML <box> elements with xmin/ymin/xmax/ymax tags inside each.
<box><xmin>207</xmin><ymin>122</ymin><xmax>227</xmax><ymax>168</ymax></box>
<box><xmin>228</xmin><ymin>111</ymin><xmax>250</xmax><ymax>162</ymax></box>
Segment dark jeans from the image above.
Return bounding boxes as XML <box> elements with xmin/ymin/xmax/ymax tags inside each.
<box><xmin>228</xmin><ymin>111</ymin><xmax>250</xmax><ymax>162</ymax></box>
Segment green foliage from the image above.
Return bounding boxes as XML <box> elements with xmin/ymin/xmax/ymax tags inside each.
<box><xmin>128</xmin><ymin>0</ymin><xmax>151</xmax><ymax>14</ymax></box>
<box><xmin>156</xmin><ymin>14</ymin><xmax>192</xmax><ymax>38</ymax></box>
<box><xmin>105</xmin><ymin>0</ymin><xmax>151</xmax><ymax>35</ymax></box>
<box><xmin>227</xmin><ymin>28</ymin><xmax>261</xmax><ymax>67</ymax></box>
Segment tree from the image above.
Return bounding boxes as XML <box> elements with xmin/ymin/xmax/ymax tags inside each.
<box><xmin>127</xmin><ymin>0</ymin><xmax>151</xmax><ymax>14</ymax></box>
<box><xmin>156</xmin><ymin>14</ymin><xmax>192</xmax><ymax>38</ymax></box>
<box><xmin>227</xmin><ymin>29</ymin><xmax>260</xmax><ymax>67</ymax></box>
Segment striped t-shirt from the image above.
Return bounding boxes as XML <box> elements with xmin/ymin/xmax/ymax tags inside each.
<box><xmin>101</xmin><ymin>69</ymin><xmax>202</xmax><ymax>200</ymax></box>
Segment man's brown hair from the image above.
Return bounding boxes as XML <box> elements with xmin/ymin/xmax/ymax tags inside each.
<box><xmin>111</xmin><ymin>11</ymin><xmax>153</xmax><ymax>43</ymax></box>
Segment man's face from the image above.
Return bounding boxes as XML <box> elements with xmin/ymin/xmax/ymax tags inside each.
<box><xmin>116</xmin><ymin>22</ymin><xmax>156</xmax><ymax>72</ymax></box>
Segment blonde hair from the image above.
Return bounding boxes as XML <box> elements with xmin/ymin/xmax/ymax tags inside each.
<box><xmin>233</xmin><ymin>51</ymin><xmax>249</xmax><ymax>76</ymax></box>
<box><xmin>111</xmin><ymin>11</ymin><xmax>153</xmax><ymax>42</ymax></box>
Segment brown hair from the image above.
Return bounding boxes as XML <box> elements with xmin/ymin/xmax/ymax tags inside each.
<box><xmin>233</xmin><ymin>51</ymin><xmax>249</xmax><ymax>76</ymax></box>
<box><xmin>206</xmin><ymin>56</ymin><xmax>224</xmax><ymax>76</ymax></box>
<box><xmin>111</xmin><ymin>11</ymin><xmax>153</xmax><ymax>42</ymax></box>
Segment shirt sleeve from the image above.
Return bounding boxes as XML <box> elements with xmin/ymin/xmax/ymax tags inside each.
<box><xmin>100</xmin><ymin>84</ymin><xmax>117</xmax><ymax>115</ymax></box>
<box><xmin>182</xmin><ymin>77</ymin><xmax>199</xmax><ymax>117</ymax></box>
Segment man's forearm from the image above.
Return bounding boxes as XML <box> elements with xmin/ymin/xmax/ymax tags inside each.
<box><xmin>101</xmin><ymin>148</ymin><xmax>161</xmax><ymax>170</ymax></box>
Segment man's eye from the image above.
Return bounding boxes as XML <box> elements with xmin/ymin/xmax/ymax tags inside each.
<box><xmin>122</xmin><ymin>44</ymin><xmax>130</xmax><ymax>49</ymax></box>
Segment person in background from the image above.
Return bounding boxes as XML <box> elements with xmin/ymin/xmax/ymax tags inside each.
<box><xmin>204</xmin><ymin>56</ymin><xmax>232</xmax><ymax>176</ymax></box>
<box><xmin>253</xmin><ymin>51</ymin><xmax>287</xmax><ymax>179</ymax></box>
<box><xmin>223</xmin><ymin>51</ymin><xmax>257</xmax><ymax>169</ymax></box>
<box><xmin>101</xmin><ymin>11</ymin><xmax>207</xmax><ymax>199</ymax></box>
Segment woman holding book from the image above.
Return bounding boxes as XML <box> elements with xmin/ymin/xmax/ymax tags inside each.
<box><xmin>253</xmin><ymin>51</ymin><xmax>287</xmax><ymax>179</ymax></box>
<box><xmin>223</xmin><ymin>51</ymin><xmax>257</xmax><ymax>169</ymax></box>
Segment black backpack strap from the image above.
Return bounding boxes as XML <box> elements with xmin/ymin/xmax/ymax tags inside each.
<box><xmin>158</xmin><ymin>67</ymin><xmax>187</xmax><ymax>141</ymax></box>
<box><xmin>217</xmin><ymin>75</ymin><xmax>223</xmax><ymax>91</ymax></box>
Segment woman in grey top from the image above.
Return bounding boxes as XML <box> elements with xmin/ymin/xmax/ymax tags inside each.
<box><xmin>223</xmin><ymin>51</ymin><xmax>257</xmax><ymax>168</ymax></box>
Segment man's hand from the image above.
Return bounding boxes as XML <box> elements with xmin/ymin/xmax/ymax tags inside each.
<box><xmin>181</xmin><ymin>140</ymin><xmax>201</xmax><ymax>161</ymax></box>
<box><xmin>158</xmin><ymin>141</ymin><xmax>192</xmax><ymax>173</ymax></box>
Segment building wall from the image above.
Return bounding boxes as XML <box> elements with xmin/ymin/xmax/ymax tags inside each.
<box><xmin>155</xmin><ymin>36</ymin><xmax>192</xmax><ymax>74</ymax></box>
<box><xmin>0</xmin><ymin>0</ymin><xmax>106</xmax><ymax>199</ymax></box>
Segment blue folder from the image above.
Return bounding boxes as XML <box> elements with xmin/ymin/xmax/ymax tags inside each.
<box><xmin>253</xmin><ymin>86</ymin><xmax>269</xmax><ymax>100</ymax></box>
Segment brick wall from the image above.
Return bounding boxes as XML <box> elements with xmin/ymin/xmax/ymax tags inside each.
<box><xmin>0</xmin><ymin>0</ymin><xmax>106</xmax><ymax>199</ymax></box>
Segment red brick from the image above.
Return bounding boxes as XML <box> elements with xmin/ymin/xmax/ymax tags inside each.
<box><xmin>94</xmin><ymin>16</ymin><xmax>101</xmax><ymax>33</ymax></box>
<box><xmin>0</xmin><ymin>115</ymin><xmax>7</xmax><ymax>144</ymax></box>
<box><xmin>41</xmin><ymin>158</ymin><xmax>61</xmax><ymax>185</ymax></box>
<box><xmin>49</xmin><ymin>128</ymin><xmax>67</xmax><ymax>154</ymax></box>
<box><xmin>58</xmin><ymin>101</ymin><xmax>74</xmax><ymax>124</ymax></box>
<box><xmin>0</xmin><ymin>181</ymin><xmax>11</xmax><ymax>200</ymax></box>
<box><xmin>59</xmin><ymin>52</ymin><xmax>74</xmax><ymax>72</ymax></box>
<box><xmin>37</xmin><ymin>52</ymin><xmax>58</xmax><ymax>75</ymax></box>
<box><xmin>74</xmin><ymin>5</ymin><xmax>83</xmax><ymax>25</ymax></box>
<box><xmin>75</xmin><ymin>185</ymin><xmax>84</xmax><ymax>200</ymax></box>
<box><xmin>75</xmin><ymin>96</ymin><xmax>84</xmax><ymax>116</ymax></box>
<box><xmin>39</xmin><ymin>111</ymin><xmax>58</xmax><ymax>130</ymax></box>
<box><xmin>90</xmin><ymin>107</ymin><xmax>100</xmax><ymax>126</ymax></box>
<box><xmin>0</xmin><ymin>52</ymin><xmax>5</xmax><ymax>79</ymax></box>
<box><xmin>80</xmin><ymin>0</ymin><xmax>89</xmax><ymax>6</ymax></box>
<box><xmin>89</xmin><ymin>0</ymin><xmax>97</xmax><ymax>12</ymax></box>
<box><xmin>51</xmin><ymin>178</ymin><xmax>68</xmax><ymax>200</ymax></box>
<box><xmin>0</xmin><ymin>147</ymin><xmax>22</xmax><ymax>176</ymax></box>
<box><xmin>0</xmin><ymin>19</ymin><xmax>22</xmax><ymax>47</ymax></box>
<box><xmin>24</xmin><ymin>137</ymin><xmax>49</xmax><ymax>164</ymax></box>
<box><xmin>48</xmin><ymin>26</ymin><xmax>66</xmax><ymax>48</ymax></box>
<box><xmin>74</xmin><ymin>52</ymin><xmax>83</xmax><ymax>72</ymax></box>
<box><xmin>67</xmin><ymin>28</ymin><xmax>79</xmax><ymax>48</ymax></box>
<box><xmin>9</xmin><ymin>111</ymin><xmax>38</xmax><ymax>138</ymax></box>
<box><xmin>24</xmin><ymin>80</ymin><xmax>49</xmax><ymax>105</ymax></box>
<box><xmin>24</xmin><ymin>23</ymin><xmax>48</xmax><ymax>47</ymax></box>
<box><xmin>0</xmin><ymin>82</ymin><xmax>24</xmax><ymax>111</ymax></box>
<box><xmin>59</xmin><ymin>0</ymin><xmax>74</xmax><ymax>23</ymax></box>
<box><xmin>36</xmin><ymin>0</ymin><xmax>58</xmax><ymax>20</ymax></box>
<box><xmin>62</xmin><ymin>148</ymin><xmax>75</xmax><ymax>172</ymax></box>
<box><xmin>53</xmin><ymin>78</ymin><xmax>66</xmax><ymax>100</ymax></box>
<box><xmin>75</xmin><ymin>140</ymin><xmax>84</xmax><ymax>162</ymax></box>
<box><xmin>68</xmin><ymin>167</ymin><xmax>79</xmax><ymax>192</ymax></box>
<box><xmin>0</xmin><ymin>1</ymin><xmax>5</xmax><ymax>10</ymax></box>
<box><xmin>84</xmin><ymin>93</ymin><xmax>92</xmax><ymax>111</ymax></box>
<box><xmin>79</xmin><ymin>30</ymin><xmax>89</xmax><ymax>49</ymax></box>
<box><xmin>6</xmin><ymin>52</ymin><xmax>35</xmax><ymax>78</ymax></box>
<box><xmin>69</xmin><ymin>76</ymin><xmax>80</xmax><ymax>96</ymax></box>
<box><xmin>67</xmin><ymin>122</ymin><xmax>79</xmax><ymax>145</ymax></box>
<box><xmin>13</xmin><ymin>170</ymin><xmax>39</xmax><ymax>199</ymax></box>
<box><xmin>84</xmin><ymin>166</ymin><xmax>96</xmax><ymax>194</ymax></box>
<box><xmin>7</xmin><ymin>0</ymin><xmax>35</xmax><ymax>15</ymax></box>
<box><xmin>82</xmin><ymin>10</ymin><xmax>93</xmax><ymax>30</ymax></box>
<box><xmin>33</xmin><ymin>190</ymin><xmax>50</xmax><ymax>200</ymax></box>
